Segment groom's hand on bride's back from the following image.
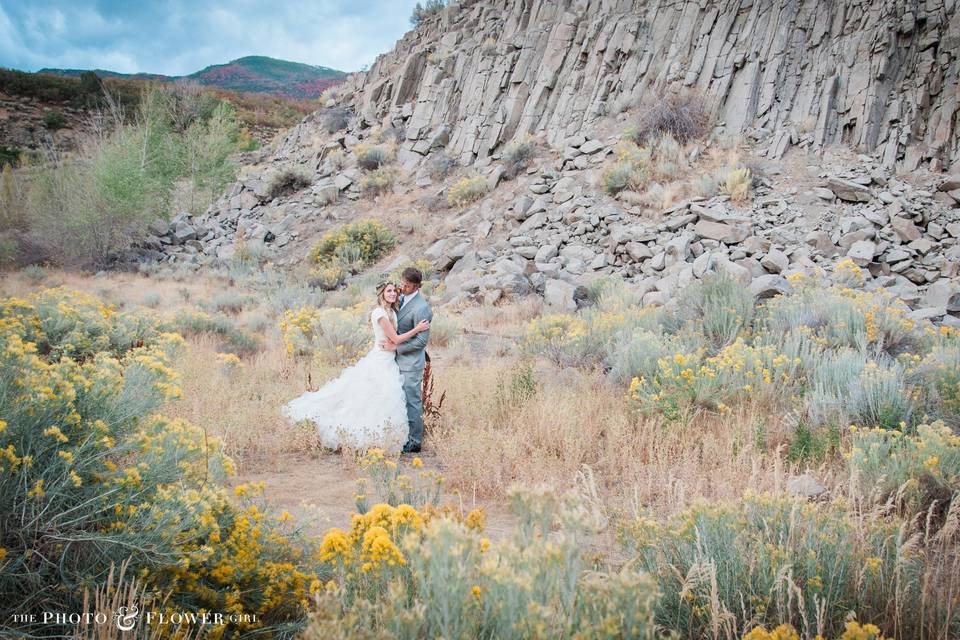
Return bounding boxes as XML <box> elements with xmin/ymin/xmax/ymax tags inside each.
<box><xmin>380</xmin><ymin>340</ymin><xmax>397</xmax><ymax>351</ymax></box>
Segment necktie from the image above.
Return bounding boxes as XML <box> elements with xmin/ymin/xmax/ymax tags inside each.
<box><xmin>399</xmin><ymin>294</ymin><xmax>405</xmax><ymax>308</ymax></box>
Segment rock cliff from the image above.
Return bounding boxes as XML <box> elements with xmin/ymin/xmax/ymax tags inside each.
<box><xmin>342</xmin><ymin>0</ymin><xmax>958</xmax><ymax>170</ymax></box>
<box><xmin>141</xmin><ymin>0</ymin><xmax>960</xmax><ymax>326</ymax></box>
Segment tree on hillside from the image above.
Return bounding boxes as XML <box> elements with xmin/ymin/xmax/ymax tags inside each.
<box><xmin>410</xmin><ymin>0</ymin><xmax>447</xmax><ymax>25</ymax></box>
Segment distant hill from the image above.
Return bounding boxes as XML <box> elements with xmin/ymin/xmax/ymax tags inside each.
<box><xmin>38</xmin><ymin>56</ymin><xmax>346</xmax><ymax>99</ymax></box>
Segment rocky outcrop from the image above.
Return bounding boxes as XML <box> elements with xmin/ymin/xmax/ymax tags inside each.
<box><xmin>140</xmin><ymin>0</ymin><xmax>960</xmax><ymax>329</ymax></box>
<box><xmin>339</xmin><ymin>0</ymin><xmax>959</xmax><ymax>171</ymax></box>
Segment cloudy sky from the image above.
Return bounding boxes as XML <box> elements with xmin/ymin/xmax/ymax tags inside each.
<box><xmin>0</xmin><ymin>0</ymin><xmax>422</xmax><ymax>75</ymax></box>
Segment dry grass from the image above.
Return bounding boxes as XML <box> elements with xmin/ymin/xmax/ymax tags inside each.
<box><xmin>159</xmin><ymin>334</ymin><xmax>324</xmax><ymax>467</ymax></box>
<box><xmin>429</xmin><ymin>358</ymin><xmax>804</xmax><ymax>515</ymax></box>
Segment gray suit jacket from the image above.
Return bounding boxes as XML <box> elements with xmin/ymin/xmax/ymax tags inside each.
<box><xmin>395</xmin><ymin>292</ymin><xmax>432</xmax><ymax>372</ymax></box>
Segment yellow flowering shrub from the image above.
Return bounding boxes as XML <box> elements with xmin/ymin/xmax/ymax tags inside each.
<box><xmin>279</xmin><ymin>303</ymin><xmax>368</xmax><ymax>364</ymax></box>
<box><xmin>0</xmin><ymin>289</ymin><xmax>326</xmax><ymax>638</ymax></box>
<box><xmin>522</xmin><ymin>313</ymin><xmax>601</xmax><ymax>367</ymax></box>
<box><xmin>355</xmin><ymin>447</ymin><xmax>444</xmax><ymax>510</ymax></box>
<box><xmin>629</xmin><ymin>339</ymin><xmax>803</xmax><ymax>416</ymax></box>
<box><xmin>447</xmin><ymin>176</ymin><xmax>488</xmax><ymax>207</ymax></box>
<box><xmin>848</xmin><ymin>420</ymin><xmax>960</xmax><ymax>512</ymax></box>
<box><xmin>306</xmin><ymin>488</ymin><xmax>659</xmax><ymax>640</ymax></box>
<box><xmin>743</xmin><ymin>621</ymin><xmax>890</xmax><ymax>640</ymax></box>
<box><xmin>309</xmin><ymin>218</ymin><xmax>396</xmax><ymax>270</ymax></box>
<box><xmin>0</xmin><ymin>286</ymin><xmax>160</xmax><ymax>361</ymax></box>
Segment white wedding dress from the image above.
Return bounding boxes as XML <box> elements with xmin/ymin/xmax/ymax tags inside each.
<box><xmin>282</xmin><ymin>307</ymin><xmax>409</xmax><ymax>453</ymax></box>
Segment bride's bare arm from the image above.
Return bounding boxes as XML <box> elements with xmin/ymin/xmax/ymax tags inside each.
<box><xmin>378</xmin><ymin>316</ymin><xmax>429</xmax><ymax>345</ymax></box>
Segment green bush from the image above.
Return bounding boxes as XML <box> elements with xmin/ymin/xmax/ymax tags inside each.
<box><xmin>25</xmin><ymin>87</ymin><xmax>243</xmax><ymax>266</ymax></box>
<box><xmin>849</xmin><ymin>420</ymin><xmax>960</xmax><ymax>514</ymax></box>
<box><xmin>359</xmin><ymin>167</ymin><xmax>395</xmax><ymax>196</ymax></box>
<box><xmin>410</xmin><ymin>0</ymin><xmax>447</xmax><ymax>25</ymax></box>
<box><xmin>42</xmin><ymin>109</ymin><xmax>66</xmax><ymax>130</ymax></box>
<box><xmin>167</xmin><ymin>308</ymin><xmax>261</xmax><ymax>355</ymax></box>
<box><xmin>678</xmin><ymin>270</ymin><xmax>754</xmax><ymax>352</ymax></box>
<box><xmin>0</xmin><ymin>145</ymin><xmax>21</xmax><ymax>168</ymax></box>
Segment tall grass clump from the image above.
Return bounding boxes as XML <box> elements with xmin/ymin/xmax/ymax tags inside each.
<box><xmin>601</xmin><ymin>141</ymin><xmax>651</xmax><ymax>195</ymax></box>
<box><xmin>267</xmin><ymin>168</ymin><xmax>312</xmax><ymax>199</ymax></box>
<box><xmin>621</xmin><ymin>492</ymin><xmax>954</xmax><ymax>639</ymax></box>
<box><xmin>501</xmin><ymin>133</ymin><xmax>537</xmax><ymax>179</ymax></box>
<box><xmin>358</xmin><ymin>166</ymin><xmax>396</xmax><ymax>197</ymax></box>
<box><xmin>0</xmin><ymin>288</ymin><xmax>325</xmax><ymax>638</ymax></box>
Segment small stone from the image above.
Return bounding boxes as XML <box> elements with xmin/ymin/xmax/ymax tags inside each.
<box><xmin>827</xmin><ymin>177</ymin><xmax>872</xmax><ymax>202</ymax></box>
<box><xmin>813</xmin><ymin>187</ymin><xmax>835</xmax><ymax>201</ymax></box>
<box><xmin>787</xmin><ymin>474</ymin><xmax>826</xmax><ymax>498</ymax></box>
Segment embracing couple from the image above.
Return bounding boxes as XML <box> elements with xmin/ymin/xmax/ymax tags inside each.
<box><xmin>281</xmin><ymin>267</ymin><xmax>433</xmax><ymax>454</ymax></box>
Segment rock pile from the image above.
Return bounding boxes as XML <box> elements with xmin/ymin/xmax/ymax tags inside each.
<box><xmin>431</xmin><ymin>149</ymin><xmax>960</xmax><ymax>325</ymax></box>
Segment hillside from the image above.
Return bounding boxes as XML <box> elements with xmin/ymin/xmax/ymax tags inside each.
<box><xmin>150</xmin><ymin>0</ymin><xmax>959</xmax><ymax>325</ymax></box>
<box><xmin>38</xmin><ymin>55</ymin><xmax>347</xmax><ymax>99</ymax></box>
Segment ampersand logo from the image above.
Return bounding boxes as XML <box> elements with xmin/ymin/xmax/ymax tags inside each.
<box><xmin>114</xmin><ymin>605</ymin><xmax>138</xmax><ymax>631</ymax></box>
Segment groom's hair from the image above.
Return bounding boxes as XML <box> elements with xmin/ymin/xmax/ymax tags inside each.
<box><xmin>401</xmin><ymin>267</ymin><xmax>422</xmax><ymax>287</ymax></box>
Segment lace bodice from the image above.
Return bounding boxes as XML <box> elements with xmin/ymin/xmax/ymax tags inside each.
<box><xmin>371</xmin><ymin>307</ymin><xmax>397</xmax><ymax>347</ymax></box>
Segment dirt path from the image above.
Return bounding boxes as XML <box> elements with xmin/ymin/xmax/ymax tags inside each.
<box><xmin>232</xmin><ymin>450</ymin><xmax>517</xmax><ymax>540</ymax></box>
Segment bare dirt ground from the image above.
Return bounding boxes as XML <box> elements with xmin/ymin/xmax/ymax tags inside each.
<box><xmin>232</xmin><ymin>449</ymin><xmax>518</xmax><ymax>540</ymax></box>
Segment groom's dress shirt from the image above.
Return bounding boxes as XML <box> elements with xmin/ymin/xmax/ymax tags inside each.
<box><xmin>400</xmin><ymin>289</ymin><xmax>419</xmax><ymax>310</ymax></box>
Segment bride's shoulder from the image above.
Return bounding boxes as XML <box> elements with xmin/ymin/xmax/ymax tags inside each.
<box><xmin>370</xmin><ymin>306</ymin><xmax>390</xmax><ymax>320</ymax></box>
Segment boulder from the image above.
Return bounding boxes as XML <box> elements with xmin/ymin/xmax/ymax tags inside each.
<box><xmin>750</xmin><ymin>274</ymin><xmax>791</xmax><ymax>299</ymax></box>
<box><xmin>694</xmin><ymin>220</ymin><xmax>750</xmax><ymax>244</ymax></box>
<box><xmin>544</xmin><ymin>278</ymin><xmax>578</xmax><ymax>310</ymax></box>
<box><xmin>847</xmin><ymin>240</ymin><xmax>877</xmax><ymax>266</ymax></box>
<box><xmin>826</xmin><ymin>178</ymin><xmax>872</xmax><ymax>202</ymax></box>
<box><xmin>891</xmin><ymin>216</ymin><xmax>921</xmax><ymax>242</ymax></box>
<box><xmin>760</xmin><ymin>248</ymin><xmax>789</xmax><ymax>273</ymax></box>
<box><xmin>786</xmin><ymin>474</ymin><xmax>826</xmax><ymax>498</ymax></box>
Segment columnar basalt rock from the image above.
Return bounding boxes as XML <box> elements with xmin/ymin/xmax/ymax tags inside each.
<box><xmin>338</xmin><ymin>0</ymin><xmax>959</xmax><ymax>171</ymax></box>
<box><xmin>140</xmin><ymin>0</ymin><xmax>960</xmax><ymax>328</ymax></box>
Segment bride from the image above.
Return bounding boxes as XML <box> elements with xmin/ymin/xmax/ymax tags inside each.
<box><xmin>281</xmin><ymin>282</ymin><xmax>430</xmax><ymax>453</ymax></box>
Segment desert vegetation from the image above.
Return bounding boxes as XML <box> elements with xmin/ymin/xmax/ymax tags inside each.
<box><xmin>600</xmin><ymin>90</ymin><xmax>757</xmax><ymax>211</ymax></box>
<box><xmin>1</xmin><ymin>85</ymin><xmax>248</xmax><ymax>267</ymax></box>
<box><xmin>0</xmin><ymin>258</ymin><xmax>956</xmax><ymax>638</ymax></box>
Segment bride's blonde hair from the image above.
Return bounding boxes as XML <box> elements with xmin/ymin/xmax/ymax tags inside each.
<box><xmin>375</xmin><ymin>281</ymin><xmax>400</xmax><ymax>314</ymax></box>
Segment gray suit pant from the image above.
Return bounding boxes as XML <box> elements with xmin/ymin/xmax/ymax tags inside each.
<box><xmin>400</xmin><ymin>367</ymin><xmax>424</xmax><ymax>446</ymax></box>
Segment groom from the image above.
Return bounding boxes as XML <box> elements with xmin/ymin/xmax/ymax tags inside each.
<box><xmin>381</xmin><ymin>267</ymin><xmax>432</xmax><ymax>453</ymax></box>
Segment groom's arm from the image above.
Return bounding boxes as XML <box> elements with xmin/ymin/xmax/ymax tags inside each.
<box><xmin>396</xmin><ymin>306</ymin><xmax>432</xmax><ymax>356</ymax></box>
